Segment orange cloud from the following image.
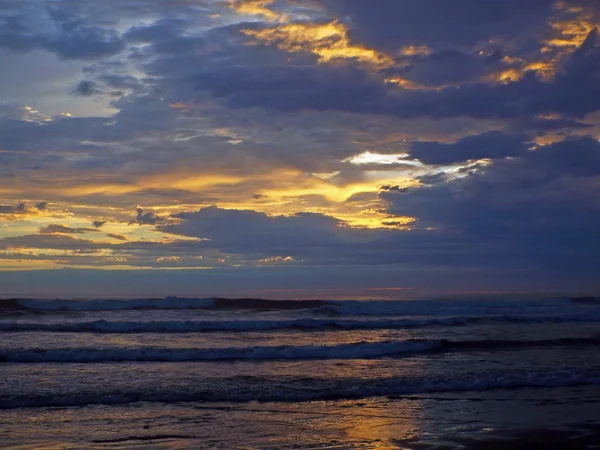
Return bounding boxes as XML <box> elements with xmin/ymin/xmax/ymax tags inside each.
<box><xmin>243</xmin><ymin>21</ymin><xmax>394</xmax><ymax>68</ymax></box>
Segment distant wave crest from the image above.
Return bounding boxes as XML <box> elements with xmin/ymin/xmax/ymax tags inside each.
<box><xmin>2</xmin><ymin>297</ymin><xmax>595</xmax><ymax>315</ymax></box>
<box><xmin>0</xmin><ymin>297</ymin><xmax>331</xmax><ymax>312</ymax></box>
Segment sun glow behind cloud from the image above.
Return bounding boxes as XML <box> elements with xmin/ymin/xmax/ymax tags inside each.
<box><xmin>346</xmin><ymin>152</ymin><xmax>413</xmax><ymax>165</ymax></box>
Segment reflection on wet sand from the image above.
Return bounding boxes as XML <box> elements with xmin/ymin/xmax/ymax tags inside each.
<box><xmin>2</xmin><ymin>388</ymin><xmax>600</xmax><ymax>449</ymax></box>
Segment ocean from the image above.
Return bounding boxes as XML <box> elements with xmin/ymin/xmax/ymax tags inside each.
<box><xmin>2</xmin><ymin>297</ymin><xmax>600</xmax><ymax>449</ymax></box>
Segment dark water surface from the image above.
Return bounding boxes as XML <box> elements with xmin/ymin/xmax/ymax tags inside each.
<box><xmin>2</xmin><ymin>297</ymin><xmax>600</xmax><ymax>448</ymax></box>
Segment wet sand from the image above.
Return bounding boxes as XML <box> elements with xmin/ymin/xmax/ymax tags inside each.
<box><xmin>3</xmin><ymin>388</ymin><xmax>600</xmax><ymax>449</ymax></box>
<box><xmin>405</xmin><ymin>423</ymin><xmax>600</xmax><ymax>449</ymax></box>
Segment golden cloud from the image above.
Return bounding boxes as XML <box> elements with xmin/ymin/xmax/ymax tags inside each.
<box><xmin>243</xmin><ymin>21</ymin><xmax>394</xmax><ymax>67</ymax></box>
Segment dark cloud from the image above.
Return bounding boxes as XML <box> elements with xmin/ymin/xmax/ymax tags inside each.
<box><xmin>0</xmin><ymin>7</ymin><xmax>125</xmax><ymax>59</ymax></box>
<box><xmin>381</xmin><ymin>220</ymin><xmax>409</xmax><ymax>227</ymax></box>
<box><xmin>97</xmin><ymin>74</ymin><xmax>143</xmax><ymax>90</ymax></box>
<box><xmin>194</xmin><ymin>64</ymin><xmax>386</xmax><ymax>114</ymax></box>
<box><xmin>164</xmin><ymin>207</ymin><xmax>344</xmax><ymax>256</ymax></box>
<box><xmin>72</xmin><ymin>80</ymin><xmax>101</xmax><ymax>96</ymax></box>
<box><xmin>525</xmin><ymin>136</ymin><xmax>600</xmax><ymax>178</ymax></box>
<box><xmin>0</xmin><ymin>202</ymin><xmax>26</xmax><ymax>214</ymax></box>
<box><xmin>39</xmin><ymin>224</ymin><xmax>96</xmax><ymax>234</ymax></box>
<box><xmin>157</xmin><ymin>206</ymin><xmax>413</xmax><ymax>265</ymax></box>
<box><xmin>124</xmin><ymin>18</ymin><xmax>188</xmax><ymax>48</ymax></box>
<box><xmin>107</xmin><ymin>233</ymin><xmax>128</xmax><ymax>241</ymax></box>
<box><xmin>92</xmin><ymin>221</ymin><xmax>107</xmax><ymax>228</ymax></box>
<box><xmin>383</xmin><ymin>49</ymin><xmax>505</xmax><ymax>87</ymax></box>
<box><xmin>517</xmin><ymin>117</ymin><xmax>590</xmax><ymax>132</ymax></box>
<box><xmin>47</xmin><ymin>26</ymin><xmax>125</xmax><ymax>60</ymax></box>
<box><xmin>134</xmin><ymin>207</ymin><xmax>162</xmax><ymax>225</ymax></box>
<box><xmin>381</xmin><ymin>136</ymin><xmax>600</xmax><ymax>272</ymax></box>
<box><xmin>0</xmin><ymin>233</ymin><xmax>104</xmax><ymax>251</ymax></box>
<box><xmin>380</xmin><ymin>185</ymin><xmax>408</xmax><ymax>192</ymax></box>
<box><xmin>417</xmin><ymin>172</ymin><xmax>448</xmax><ymax>185</ymax></box>
<box><xmin>320</xmin><ymin>0</ymin><xmax>554</xmax><ymax>50</ymax></box>
<box><xmin>0</xmin><ymin>201</ymin><xmax>45</xmax><ymax>216</ymax></box>
<box><xmin>408</xmin><ymin>132</ymin><xmax>530</xmax><ymax>165</ymax></box>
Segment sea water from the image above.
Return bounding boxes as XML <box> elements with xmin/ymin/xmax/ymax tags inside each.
<box><xmin>2</xmin><ymin>297</ymin><xmax>600</xmax><ymax>448</ymax></box>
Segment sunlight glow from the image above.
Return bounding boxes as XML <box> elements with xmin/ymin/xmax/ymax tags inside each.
<box><xmin>346</xmin><ymin>152</ymin><xmax>411</xmax><ymax>165</ymax></box>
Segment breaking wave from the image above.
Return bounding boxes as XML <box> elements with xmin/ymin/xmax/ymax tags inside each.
<box><xmin>2</xmin><ymin>337</ymin><xmax>599</xmax><ymax>363</ymax></box>
<box><xmin>3</xmin><ymin>366</ymin><xmax>600</xmax><ymax>409</ymax></box>
<box><xmin>0</xmin><ymin>297</ymin><xmax>329</xmax><ymax>312</ymax></box>
<box><xmin>2</xmin><ymin>296</ymin><xmax>596</xmax><ymax>315</ymax></box>
<box><xmin>4</xmin><ymin>313</ymin><xmax>600</xmax><ymax>333</ymax></box>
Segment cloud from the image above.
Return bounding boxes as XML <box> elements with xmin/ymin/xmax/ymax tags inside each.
<box><xmin>381</xmin><ymin>136</ymin><xmax>600</xmax><ymax>272</ymax></box>
<box><xmin>0</xmin><ymin>0</ymin><xmax>600</xmax><ymax>294</ymax></box>
<box><xmin>134</xmin><ymin>207</ymin><xmax>162</xmax><ymax>225</ymax></box>
<box><xmin>158</xmin><ymin>3</ymin><xmax>600</xmax><ymax>125</ymax></box>
<box><xmin>0</xmin><ymin>5</ymin><xmax>125</xmax><ymax>59</ymax></box>
<box><xmin>0</xmin><ymin>201</ymin><xmax>46</xmax><ymax>218</ymax></box>
<box><xmin>39</xmin><ymin>224</ymin><xmax>96</xmax><ymax>234</ymax></box>
<box><xmin>0</xmin><ymin>202</ymin><xmax>26</xmax><ymax>214</ymax></box>
<box><xmin>320</xmin><ymin>0</ymin><xmax>555</xmax><ymax>50</ymax></box>
<box><xmin>163</xmin><ymin>206</ymin><xmax>345</xmax><ymax>256</ymax></box>
<box><xmin>72</xmin><ymin>80</ymin><xmax>101</xmax><ymax>96</ymax></box>
<box><xmin>408</xmin><ymin>132</ymin><xmax>530</xmax><ymax>165</ymax></box>
<box><xmin>380</xmin><ymin>185</ymin><xmax>408</xmax><ymax>192</ymax></box>
<box><xmin>193</xmin><ymin>64</ymin><xmax>386</xmax><ymax>114</ymax></box>
<box><xmin>107</xmin><ymin>232</ymin><xmax>128</xmax><ymax>241</ymax></box>
<box><xmin>0</xmin><ymin>233</ymin><xmax>105</xmax><ymax>251</ymax></box>
<box><xmin>47</xmin><ymin>26</ymin><xmax>125</xmax><ymax>60</ymax></box>
<box><xmin>416</xmin><ymin>172</ymin><xmax>448</xmax><ymax>185</ymax></box>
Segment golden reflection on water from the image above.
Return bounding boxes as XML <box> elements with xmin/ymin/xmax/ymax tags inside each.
<box><xmin>334</xmin><ymin>328</ymin><xmax>426</xmax><ymax>447</ymax></box>
<box><xmin>343</xmin><ymin>399</ymin><xmax>422</xmax><ymax>449</ymax></box>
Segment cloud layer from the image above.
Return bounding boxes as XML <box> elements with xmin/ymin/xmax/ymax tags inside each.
<box><xmin>1</xmin><ymin>0</ymin><xmax>599</xmax><ymax>296</ymax></box>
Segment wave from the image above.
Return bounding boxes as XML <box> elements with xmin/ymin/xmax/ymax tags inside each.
<box><xmin>1</xmin><ymin>297</ymin><xmax>215</xmax><ymax>312</ymax></box>
<box><xmin>0</xmin><ymin>297</ymin><xmax>330</xmax><ymax>312</ymax></box>
<box><xmin>3</xmin><ymin>367</ymin><xmax>600</xmax><ymax>409</ymax></box>
<box><xmin>0</xmin><ymin>317</ymin><xmax>473</xmax><ymax>332</ymax></box>
<box><xmin>0</xmin><ymin>340</ymin><xmax>438</xmax><ymax>363</ymax></box>
<box><xmin>322</xmin><ymin>297</ymin><xmax>599</xmax><ymax>317</ymax></box>
<box><xmin>2</xmin><ymin>337</ymin><xmax>599</xmax><ymax>363</ymax></box>
<box><xmin>3</xmin><ymin>297</ymin><xmax>596</xmax><ymax>315</ymax></box>
<box><xmin>4</xmin><ymin>312</ymin><xmax>600</xmax><ymax>333</ymax></box>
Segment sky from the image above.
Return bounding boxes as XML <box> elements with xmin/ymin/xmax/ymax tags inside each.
<box><xmin>1</xmin><ymin>0</ymin><xmax>600</xmax><ymax>299</ymax></box>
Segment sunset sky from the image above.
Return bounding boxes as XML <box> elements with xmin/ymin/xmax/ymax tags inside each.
<box><xmin>1</xmin><ymin>0</ymin><xmax>599</xmax><ymax>298</ymax></box>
